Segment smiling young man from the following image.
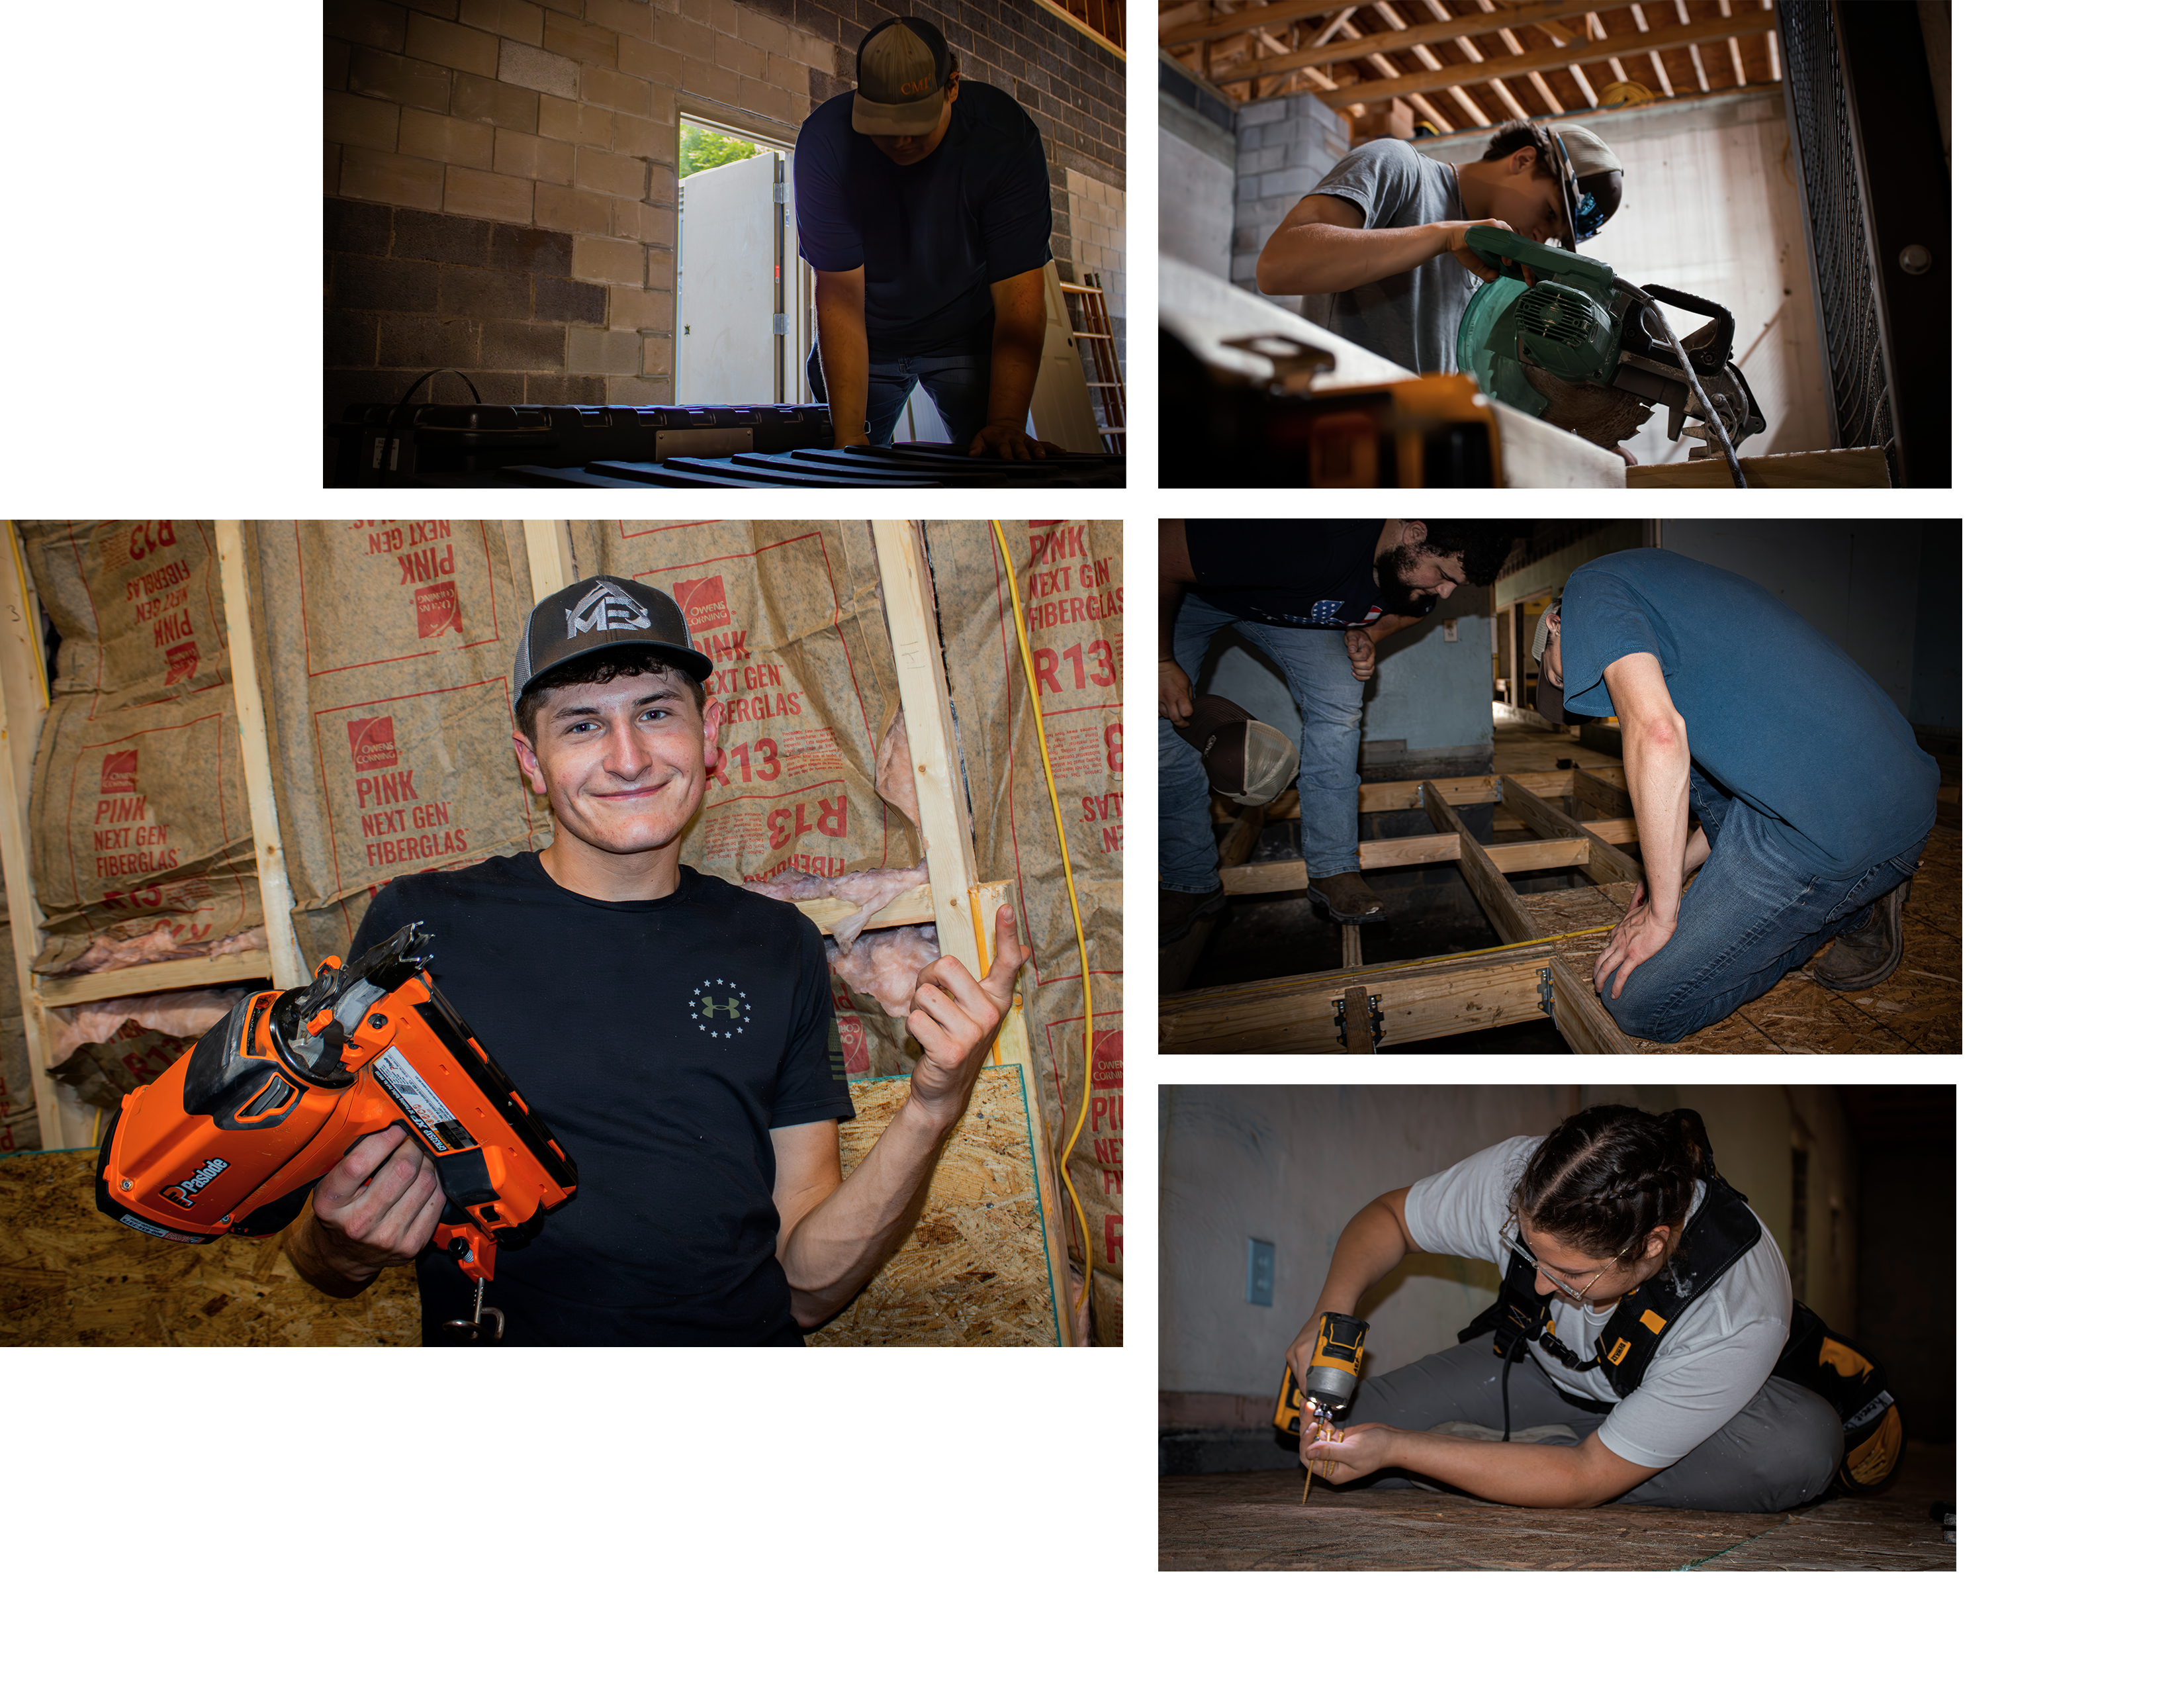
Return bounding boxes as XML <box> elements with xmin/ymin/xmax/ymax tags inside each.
<box><xmin>793</xmin><ymin>15</ymin><xmax>1057</xmax><ymax>461</ymax></box>
<box><xmin>1256</xmin><ymin>119</ymin><xmax>1624</xmax><ymax>379</ymax></box>
<box><xmin>283</xmin><ymin>575</ymin><xmax>1024</xmax><ymax>1344</ymax></box>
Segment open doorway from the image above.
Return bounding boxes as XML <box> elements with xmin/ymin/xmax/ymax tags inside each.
<box><xmin>675</xmin><ymin>117</ymin><xmax>810</xmax><ymax>406</ymax></box>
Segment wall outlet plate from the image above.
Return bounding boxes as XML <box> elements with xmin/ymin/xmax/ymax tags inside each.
<box><xmin>1248</xmin><ymin>1238</ymin><xmax>1275</xmax><ymax>1306</ymax></box>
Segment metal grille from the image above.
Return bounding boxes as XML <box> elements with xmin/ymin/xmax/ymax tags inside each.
<box><xmin>1777</xmin><ymin>0</ymin><xmax>1894</xmax><ymax>464</ymax></box>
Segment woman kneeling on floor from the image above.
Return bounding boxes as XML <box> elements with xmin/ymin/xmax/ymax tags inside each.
<box><xmin>1287</xmin><ymin>1105</ymin><xmax>1895</xmax><ymax>1512</ymax></box>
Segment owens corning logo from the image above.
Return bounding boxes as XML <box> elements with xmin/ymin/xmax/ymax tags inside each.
<box><xmin>348</xmin><ymin>716</ymin><xmax>398</xmax><ymax>772</ymax></box>
<box><xmin>689</xmin><ymin>978</ymin><xmax>751</xmax><ymax>1041</ymax></box>
<box><xmin>101</xmin><ymin>751</ymin><xmax>139</xmax><ymax>793</ymax></box>
<box><xmin>163</xmin><ymin>641</ymin><xmax>199</xmax><ymax>684</ymax></box>
<box><xmin>161</xmin><ymin>1156</ymin><xmax>230</xmax><ymax>1209</ymax></box>
<box><xmin>671</xmin><ymin>575</ymin><xmax>731</xmax><ymax>633</ymax></box>
<box><xmin>567</xmin><ymin>581</ymin><xmax>651</xmax><ymax>637</ymax></box>
<box><xmin>414</xmin><ymin>581</ymin><xmax>463</xmax><ymax>638</ymax></box>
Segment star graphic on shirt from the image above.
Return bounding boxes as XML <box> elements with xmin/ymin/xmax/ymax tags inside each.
<box><xmin>689</xmin><ymin>978</ymin><xmax>749</xmax><ymax>1039</ymax></box>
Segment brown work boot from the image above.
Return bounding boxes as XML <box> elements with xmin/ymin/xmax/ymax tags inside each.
<box><xmin>1810</xmin><ymin>877</ymin><xmax>1911</xmax><ymax>991</ymax></box>
<box><xmin>1306</xmin><ymin>872</ymin><xmax>1385</xmax><ymax>923</ymax></box>
<box><xmin>1160</xmin><ymin>886</ymin><xmax>1226</xmax><ymax>946</ymax></box>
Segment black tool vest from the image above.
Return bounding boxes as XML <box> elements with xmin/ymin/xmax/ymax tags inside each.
<box><xmin>1457</xmin><ymin>1166</ymin><xmax>1762</xmax><ymax>1399</ymax></box>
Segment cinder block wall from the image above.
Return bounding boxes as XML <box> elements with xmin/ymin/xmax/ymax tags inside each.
<box><xmin>325</xmin><ymin>1</ymin><xmax>1125</xmax><ymax>418</ymax></box>
<box><xmin>1229</xmin><ymin>91</ymin><xmax>1348</xmax><ymax>310</ymax></box>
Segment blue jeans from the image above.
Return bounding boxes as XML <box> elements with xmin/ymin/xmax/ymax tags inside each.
<box><xmin>1159</xmin><ymin>594</ymin><xmax>1365</xmax><ymax>892</ymax></box>
<box><xmin>1604</xmin><ymin>763</ymin><xmax>1931</xmax><ymax>1043</ymax></box>
<box><xmin>805</xmin><ymin>342</ymin><xmax>987</xmax><ymax>444</ymax></box>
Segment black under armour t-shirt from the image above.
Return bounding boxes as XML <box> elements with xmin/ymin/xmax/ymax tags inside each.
<box><xmin>348</xmin><ymin>851</ymin><xmax>854</xmax><ymax>1346</ymax></box>
<box><xmin>1181</xmin><ymin>519</ymin><xmax>1391</xmax><ymax>628</ymax></box>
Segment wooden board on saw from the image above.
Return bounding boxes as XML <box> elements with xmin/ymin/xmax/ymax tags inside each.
<box><xmin>1159</xmin><ymin>1470</ymin><xmax>1788</xmax><ymax>1571</ymax></box>
<box><xmin>1623</xmin><ymin>447</ymin><xmax>1892</xmax><ymax>489</ymax></box>
<box><xmin>0</xmin><ymin>1148</ymin><xmax>420</xmax><ymax>1346</ymax></box>
<box><xmin>806</xmin><ymin>1065</ymin><xmax>1060</xmax><ymax>1347</ymax></box>
<box><xmin>1520</xmin><ymin>823</ymin><xmax>1962</xmax><ymax>1055</ymax></box>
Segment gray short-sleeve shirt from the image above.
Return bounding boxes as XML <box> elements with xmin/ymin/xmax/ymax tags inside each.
<box><xmin>1404</xmin><ymin>1135</ymin><xmax>1793</xmax><ymax>1470</ymax></box>
<box><xmin>1298</xmin><ymin>139</ymin><xmax>1479</xmax><ymax>376</ymax></box>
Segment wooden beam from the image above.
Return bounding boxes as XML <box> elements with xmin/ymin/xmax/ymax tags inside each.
<box><xmin>32</xmin><ymin>949</ymin><xmax>277</xmax><ymax>1011</ymax></box>
<box><xmin>216</xmin><ymin>522</ymin><xmax>308</xmax><ymax>992</ymax></box>
<box><xmin>1221</xmin><ymin>833</ymin><xmax>1588</xmax><ymax>895</ymax></box>
<box><xmin>1340</xmin><ymin>922</ymin><xmax>1363</xmax><ymax>971</ymax></box>
<box><xmin>1497</xmin><ymin>771</ymin><xmax>1642</xmax><ymax>884</ymax></box>
<box><xmin>1498</xmin><ymin>812</ymin><xmax>1635</xmax><ymax>847</ymax></box>
<box><xmin>1161</xmin><ymin>942</ymin><xmax>1552</xmax><ymax>1053</ymax></box>
<box><xmin>1455</xmin><ymin>810</ymin><xmax>1539</xmax><ymax>946</ymax></box>
<box><xmin>1163</xmin><ymin>0</ymin><xmax>1379</xmax><ymax>49</ymax></box>
<box><xmin>520</xmin><ymin>519</ymin><xmax>574</xmax><ymax>604</ymax></box>
<box><xmin>1218</xmin><ymin>806</ymin><xmax>1267</xmax><ymax>867</ymax></box>
<box><xmin>1323</xmin><ymin>7</ymin><xmax>1778</xmax><ymax>106</ymax></box>
<box><xmin>1547</xmin><ymin>953</ymin><xmax>1635</xmax><ymax>1054</ymax></box>
<box><xmin>1572</xmin><ymin>767</ymin><xmax>1632</xmax><ymax>816</ymax></box>
<box><xmin>1340</xmin><ymin>983</ymin><xmax>1373</xmax><ymax>1051</ymax></box>
<box><xmin>0</xmin><ymin>523</ymin><xmax>62</xmax><ymax>1146</ymax></box>
<box><xmin>1201</xmin><ymin>0</ymin><xmax>1597</xmax><ymax>75</ymax></box>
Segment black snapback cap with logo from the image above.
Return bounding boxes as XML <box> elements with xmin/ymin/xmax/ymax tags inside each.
<box><xmin>511</xmin><ymin>575</ymin><xmax>715</xmax><ymax>702</ymax></box>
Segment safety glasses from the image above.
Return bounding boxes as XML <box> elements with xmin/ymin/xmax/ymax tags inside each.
<box><xmin>1500</xmin><ymin>1215</ymin><xmax>1613</xmax><ymax>1301</ymax></box>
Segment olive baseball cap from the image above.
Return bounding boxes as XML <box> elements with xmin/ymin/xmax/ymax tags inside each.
<box><xmin>851</xmin><ymin>17</ymin><xmax>952</xmax><ymax>135</ymax></box>
<box><xmin>1172</xmin><ymin>694</ymin><xmax>1299</xmax><ymax>807</ymax></box>
<box><xmin>1531</xmin><ymin>597</ymin><xmax>1565</xmax><ymax>722</ymax></box>
<box><xmin>512</xmin><ymin>575</ymin><xmax>713</xmax><ymax>702</ymax></box>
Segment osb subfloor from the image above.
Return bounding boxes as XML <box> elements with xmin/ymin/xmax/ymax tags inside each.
<box><xmin>1160</xmin><ymin>1442</ymin><xmax>1954</xmax><ymax>1571</ymax></box>
<box><xmin>1522</xmin><ymin>825</ymin><xmax>1961</xmax><ymax>1055</ymax></box>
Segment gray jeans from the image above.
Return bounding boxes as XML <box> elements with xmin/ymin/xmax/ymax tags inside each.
<box><xmin>1343</xmin><ymin>1335</ymin><xmax>1841</xmax><ymax>1513</ymax></box>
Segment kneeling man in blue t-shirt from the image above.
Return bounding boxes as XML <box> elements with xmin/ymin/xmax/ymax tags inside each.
<box><xmin>1534</xmin><ymin>552</ymin><xmax>1939</xmax><ymax>1045</ymax></box>
<box><xmin>793</xmin><ymin>16</ymin><xmax>1058</xmax><ymax>461</ymax></box>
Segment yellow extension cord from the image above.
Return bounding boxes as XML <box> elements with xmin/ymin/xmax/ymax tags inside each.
<box><xmin>991</xmin><ymin>522</ymin><xmax>1095</xmax><ymax>1326</ymax></box>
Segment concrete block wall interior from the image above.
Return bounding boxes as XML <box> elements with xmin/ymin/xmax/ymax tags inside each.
<box><xmin>326</xmin><ymin>1</ymin><xmax>1124</xmax><ymax>419</ymax></box>
<box><xmin>1158</xmin><ymin>1085</ymin><xmax>1955</xmax><ymax>1571</ymax></box>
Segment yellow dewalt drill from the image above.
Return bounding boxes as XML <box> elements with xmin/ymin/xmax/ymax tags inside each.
<box><xmin>1275</xmin><ymin>1311</ymin><xmax>1369</xmax><ymax>1496</ymax></box>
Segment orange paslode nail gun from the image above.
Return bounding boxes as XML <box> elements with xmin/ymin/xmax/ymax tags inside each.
<box><xmin>93</xmin><ymin>921</ymin><xmax>577</xmax><ymax>1340</ymax></box>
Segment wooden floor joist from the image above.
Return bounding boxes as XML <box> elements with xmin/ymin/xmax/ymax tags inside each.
<box><xmin>1219</xmin><ymin>833</ymin><xmax>1590</xmax><ymax>896</ymax></box>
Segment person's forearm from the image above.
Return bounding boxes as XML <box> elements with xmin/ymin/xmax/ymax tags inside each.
<box><xmin>1311</xmin><ymin>1200</ymin><xmax>1412</xmax><ymax>1315</ymax></box>
<box><xmin>813</xmin><ymin>276</ymin><xmax>869</xmax><ymax>445</ymax></box>
<box><xmin>777</xmin><ymin>1098</ymin><xmax>955</xmax><ymax>1327</ymax></box>
<box><xmin>1369</xmin><ymin>612</ymin><xmax>1424</xmax><ymax>645</ymax></box>
<box><xmin>1624</xmin><ymin>722</ymin><xmax>1692</xmax><ymax>919</ymax></box>
<box><xmin>1381</xmin><ymin>1431</ymin><xmax>1610</xmax><ymax>1508</ymax></box>
<box><xmin>984</xmin><ymin>303</ymin><xmax>1045</xmax><ymax>431</ymax></box>
<box><xmin>282</xmin><ymin>1211</ymin><xmax>378</xmax><ymax>1299</ymax></box>
<box><xmin>1259</xmin><ymin>220</ymin><xmax>1456</xmax><ymax>296</ymax></box>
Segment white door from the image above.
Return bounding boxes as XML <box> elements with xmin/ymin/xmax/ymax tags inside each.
<box><xmin>677</xmin><ymin>152</ymin><xmax>788</xmax><ymax>404</ymax></box>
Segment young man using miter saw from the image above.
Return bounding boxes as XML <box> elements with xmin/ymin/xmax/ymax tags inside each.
<box><xmin>1533</xmin><ymin>551</ymin><xmax>1938</xmax><ymax>1043</ymax></box>
<box><xmin>1255</xmin><ymin>119</ymin><xmax>1625</xmax><ymax>378</ymax></box>
<box><xmin>1158</xmin><ymin>518</ymin><xmax>1516</xmax><ymax>943</ymax></box>
<box><xmin>282</xmin><ymin>576</ymin><xmax>1026</xmax><ymax>1343</ymax></box>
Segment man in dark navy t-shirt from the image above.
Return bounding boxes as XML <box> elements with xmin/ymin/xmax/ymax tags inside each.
<box><xmin>1535</xmin><ymin>551</ymin><xmax>1939</xmax><ymax>1043</ymax></box>
<box><xmin>281</xmin><ymin>575</ymin><xmax>1026</xmax><ymax>1344</ymax></box>
<box><xmin>793</xmin><ymin>16</ymin><xmax>1056</xmax><ymax>460</ymax></box>
<box><xmin>1157</xmin><ymin>519</ymin><xmax>1512</xmax><ymax>941</ymax></box>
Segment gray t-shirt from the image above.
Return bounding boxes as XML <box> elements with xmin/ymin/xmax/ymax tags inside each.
<box><xmin>1404</xmin><ymin>1135</ymin><xmax>1792</xmax><ymax>1470</ymax></box>
<box><xmin>1299</xmin><ymin>139</ymin><xmax>1479</xmax><ymax>376</ymax></box>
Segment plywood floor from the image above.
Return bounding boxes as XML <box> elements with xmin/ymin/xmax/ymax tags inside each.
<box><xmin>1160</xmin><ymin>1442</ymin><xmax>1954</xmax><ymax>1571</ymax></box>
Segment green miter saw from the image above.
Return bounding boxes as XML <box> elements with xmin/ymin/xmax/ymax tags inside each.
<box><xmin>1455</xmin><ymin>226</ymin><xmax>1764</xmax><ymax>485</ymax></box>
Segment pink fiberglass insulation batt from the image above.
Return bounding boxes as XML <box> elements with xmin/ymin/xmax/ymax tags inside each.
<box><xmin>54</xmin><ymin>925</ymin><xmax>269</xmax><ymax>978</ymax></box>
<box><xmin>743</xmin><ymin>861</ymin><xmax>931</xmax><ymax>945</ymax></box>
<box><xmin>873</xmin><ymin>710</ymin><xmax>922</xmax><ymax>829</ymax></box>
<box><xmin>824</xmin><ymin>923</ymin><xmax>940</xmax><ymax>1018</ymax></box>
